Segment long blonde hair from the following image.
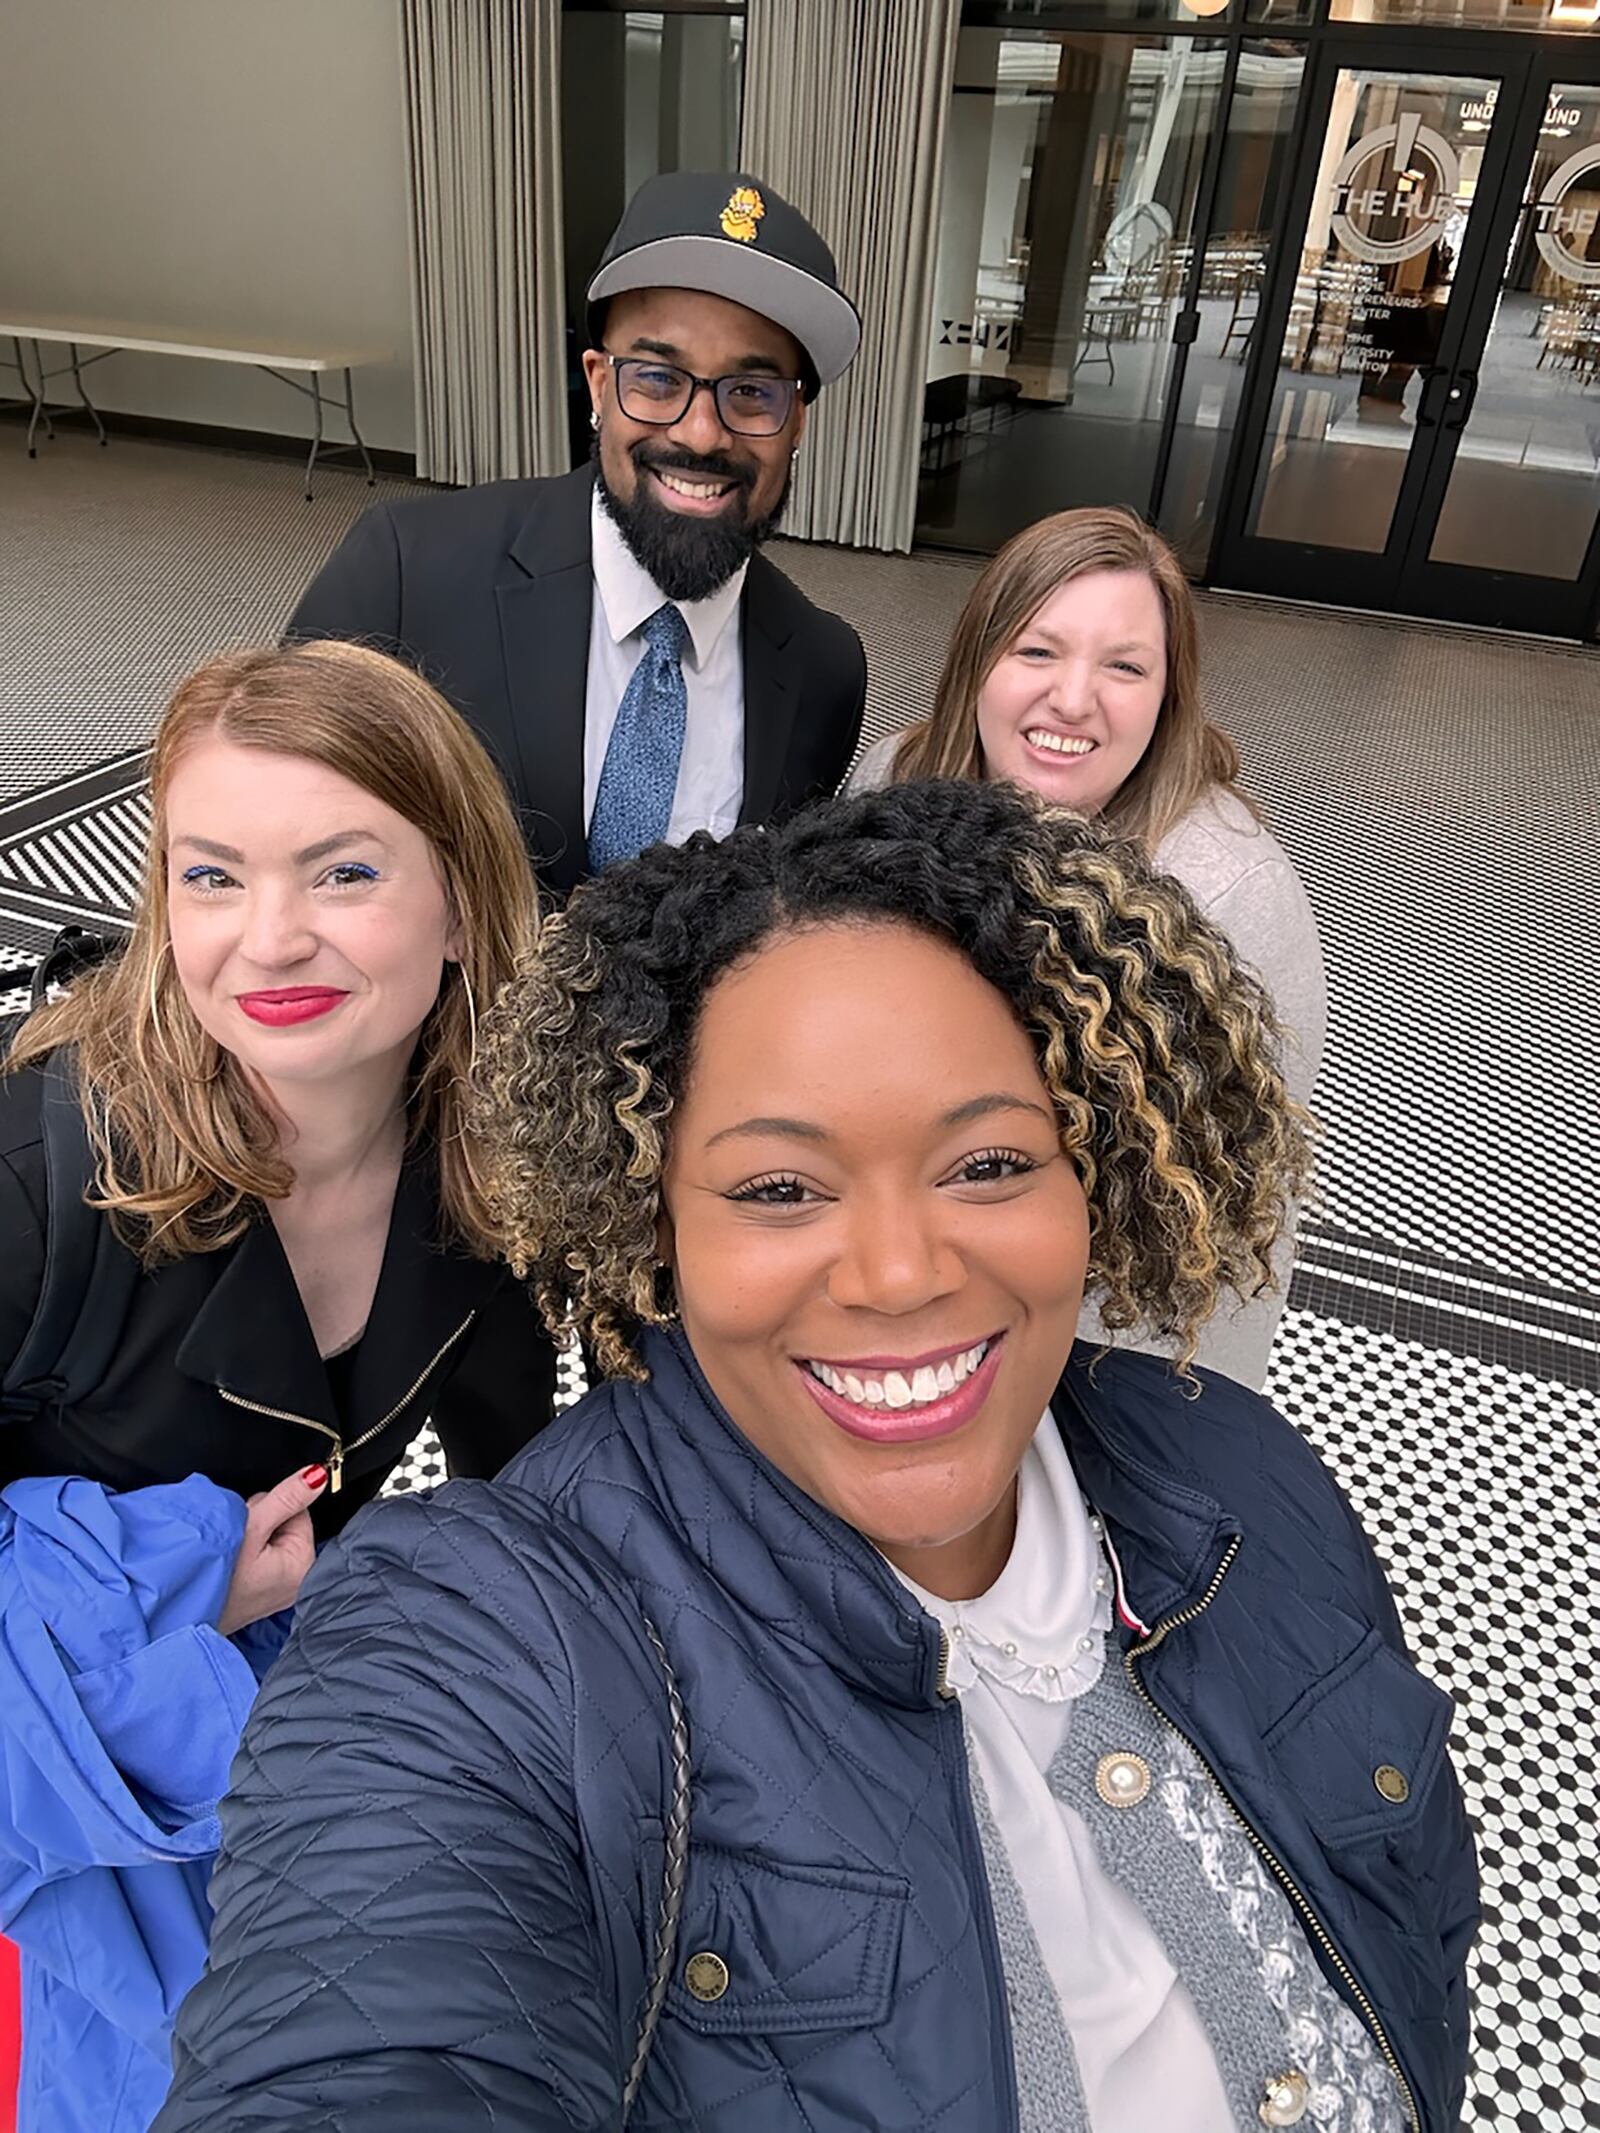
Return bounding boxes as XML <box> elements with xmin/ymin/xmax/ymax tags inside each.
<box><xmin>8</xmin><ymin>640</ymin><xmax>537</xmax><ymax>1262</ymax></box>
<box><xmin>891</xmin><ymin>508</ymin><xmax>1243</xmax><ymax>848</ymax></box>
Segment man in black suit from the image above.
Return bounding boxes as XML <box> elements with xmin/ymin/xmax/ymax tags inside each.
<box><xmin>288</xmin><ymin>172</ymin><xmax>866</xmax><ymax>896</ymax></box>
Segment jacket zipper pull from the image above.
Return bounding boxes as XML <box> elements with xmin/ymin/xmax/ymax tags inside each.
<box><xmin>328</xmin><ymin>1445</ymin><xmax>344</xmax><ymax>1495</ymax></box>
<box><xmin>936</xmin><ymin>1629</ymin><xmax>955</xmax><ymax>1700</ymax></box>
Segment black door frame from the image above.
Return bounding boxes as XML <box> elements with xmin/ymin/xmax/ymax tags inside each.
<box><xmin>1206</xmin><ymin>22</ymin><xmax>1600</xmax><ymax>640</ymax></box>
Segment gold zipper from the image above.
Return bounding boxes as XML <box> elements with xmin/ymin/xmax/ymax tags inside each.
<box><xmin>218</xmin><ymin>1311</ymin><xmax>477</xmax><ymax>1493</ymax></box>
<box><xmin>1124</xmin><ymin>1536</ymin><xmax>1422</xmax><ymax>2133</ymax></box>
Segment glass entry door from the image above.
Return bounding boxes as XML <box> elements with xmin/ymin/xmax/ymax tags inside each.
<box><xmin>1214</xmin><ymin>38</ymin><xmax>1600</xmax><ymax>639</ymax></box>
<box><xmin>916</xmin><ymin>27</ymin><xmax>1233</xmax><ymax>552</ymax></box>
<box><xmin>1417</xmin><ymin>70</ymin><xmax>1600</xmax><ymax>620</ymax></box>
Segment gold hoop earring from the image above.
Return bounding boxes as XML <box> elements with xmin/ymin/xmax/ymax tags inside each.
<box><xmin>147</xmin><ymin>940</ymin><xmax>175</xmax><ymax>1059</ymax></box>
<box><xmin>459</xmin><ymin>962</ymin><xmax>478</xmax><ymax>1079</ymax></box>
<box><xmin>147</xmin><ymin>940</ymin><xmax>218</xmax><ymax>1082</ymax></box>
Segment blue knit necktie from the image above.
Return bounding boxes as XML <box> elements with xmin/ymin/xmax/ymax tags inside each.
<box><xmin>587</xmin><ymin>603</ymin><xmax>690</xmax><ymax>871</ymax></box>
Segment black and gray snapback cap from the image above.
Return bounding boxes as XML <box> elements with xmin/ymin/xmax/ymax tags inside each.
<box><xmin>586</xmin><ymin>171</ymin><xmax>862</xmax><ymax>396</ymax></box>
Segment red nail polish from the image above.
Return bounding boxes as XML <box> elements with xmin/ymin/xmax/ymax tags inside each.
<box><xmin>302</xmin><ymin>1464</ymin><xmax>328</xmax><ymax>1489</ymax></box>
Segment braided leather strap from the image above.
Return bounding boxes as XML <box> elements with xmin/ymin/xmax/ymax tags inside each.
<box><xmin>621</xmin><ymin>1613</ymin><xmax>692</xmax><ymax>2123</ymax></box>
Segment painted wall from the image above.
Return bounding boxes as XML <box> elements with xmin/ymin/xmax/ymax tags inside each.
<box><xmin>0</xmin><ymin>0</ymin><xmax>416</xmax><ymax>451</ymax></box>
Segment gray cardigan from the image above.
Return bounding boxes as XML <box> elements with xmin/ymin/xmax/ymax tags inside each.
<box><xmin>844</xmin><ymin>737</ymin><xmax>1326</xmax><ymax>1389</ymax></box>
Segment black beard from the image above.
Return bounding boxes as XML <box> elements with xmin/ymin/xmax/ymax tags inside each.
<box><xmin>594</xmin><ymin>438</ymin><xmax>792</xmax><ymax>604</ymax></box>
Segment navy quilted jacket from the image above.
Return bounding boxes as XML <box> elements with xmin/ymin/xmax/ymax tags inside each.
<box><xmin>159</xmin><ymin>1332</ymin><xmax>1477</xmax><ymax>2133</ymax></box>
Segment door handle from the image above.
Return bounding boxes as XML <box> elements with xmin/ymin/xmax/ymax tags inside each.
<box><xmin>1442</xmin><ymin>369</ymin><xmax>1479</xmax><ymax>432</ymax></box>
<box><xmin>1415</xmin><ymin>366</ymin><xmax>1451</xmax><ymax>428</ymax></box>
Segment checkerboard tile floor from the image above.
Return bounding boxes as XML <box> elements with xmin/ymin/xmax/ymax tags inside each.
<box><xmin>4</xmin><ymin>433</ymin><xmax>1595</xmax><ymax>2129</ymax></box>
<box><xmin>0</xmin><ymin>943</ymin><xmax>35</xmax><ymax>1024</ymax></box>
<box><xmin>1266</xmin><ymin>1314</ymin><xmax>1598</xmax><ymax>2133</ymax></box>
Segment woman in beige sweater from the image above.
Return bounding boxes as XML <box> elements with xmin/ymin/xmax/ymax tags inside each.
<box><xmin>846</xmin><ymin>507</ymin><xmax>1324</xmax><ymax>1390</ymax></box>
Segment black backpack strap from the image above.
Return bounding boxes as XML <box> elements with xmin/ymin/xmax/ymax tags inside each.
<box><xmin>29</xmin><ymin>926</ymin><xmax>118</xmax><ymax>1011</ymax></box>
<box><xmin>3</xmin><ymin>1050</ymin><xmax>139</xmax><ymax>1408</ymax></box>
<box><xmin>0</xmin><ymin>932</ymin><xmax>117</xmax><ymax>1067</ymax></box>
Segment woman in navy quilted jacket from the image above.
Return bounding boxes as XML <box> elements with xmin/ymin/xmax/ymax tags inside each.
<box><xmin>159</xmin><ymin>781</ymin><xmax>1478</xmax><ymax>2133</ymax></box>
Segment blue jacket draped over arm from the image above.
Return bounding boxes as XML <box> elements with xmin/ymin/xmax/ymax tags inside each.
<box><xmin>0</xmin><ymin>1473</ymin><xmax>286</xmax><ymax>2133</ymax></box>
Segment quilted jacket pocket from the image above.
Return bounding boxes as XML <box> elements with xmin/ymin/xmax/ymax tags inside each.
<box><xmin>1263</xmin><ymin>1628</ymin><xmax>1453</xmax><ymax>1848</ymax></box>
<box><xmin>666</xmin><ymin>1844</ymin><xmax>909</xmax><ymax>2036</ymax></box>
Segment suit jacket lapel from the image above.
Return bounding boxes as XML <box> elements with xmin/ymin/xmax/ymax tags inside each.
<box><xmin>174</xmin><ymin>1215</ymin><xmax>335</xmax><ymax>1423</ymax></box>
<box><xmin>497</xmin><ymin>467</ymin><xmax>595</xmax><ymax>899</ymax></box>
<box><xmin>738</xmin><ymin>556</ymin><xmax>798</xmax><ymax>828</ymax></box>
<box><xmin>173</xmin><ymin>1162</ymin><xmax>500</xmax><ymax>1433</ymax></box>
<box><xmin>344</xmin><ymin>1158</ymin><xmax>500</xmax><ymax>1427</ymax></box>
<box><xmin>498</xmin><ymin>482</ymin><xmax>801</xmax><ymax>864</ymax></box>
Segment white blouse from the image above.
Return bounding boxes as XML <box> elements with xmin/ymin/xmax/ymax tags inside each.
<box><xmin>890</xmin><ymin>1416</ymin><xmax>1236</xmax><ymax>2133</ymax></box>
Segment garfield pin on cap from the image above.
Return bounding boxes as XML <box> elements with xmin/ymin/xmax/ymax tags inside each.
<box><xmin>586</xmin><ymin>171</ymin><xmax>862</xmax><ymax>398</ymax></box>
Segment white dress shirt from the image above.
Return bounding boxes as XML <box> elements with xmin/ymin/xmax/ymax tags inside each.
<box><xmin>890</xmin><ymin>1417</ymin><xmax>1235</xmax><ymax>2133</ymax></box>
<box><xmin>584</xmin><ymin>492</ymin><xmax>746</xmax><ymax>842</ymax></box>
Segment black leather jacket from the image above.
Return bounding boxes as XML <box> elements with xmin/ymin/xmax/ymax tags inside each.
<box><xmin>0</xmin><ymin>1055</ymin><xmax>556</xmax><ymax>1536</ymax></box>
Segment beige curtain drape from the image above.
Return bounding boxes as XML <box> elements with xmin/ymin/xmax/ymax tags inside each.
<box><xmin>740</xmin><ymin>0</ymin><xmax>960</xmax><ymax>551</ymax></box>
<box><xmin>401</xmin><ymin>0</ymin><xmax>567</xmax><ymax>485</ymax></box>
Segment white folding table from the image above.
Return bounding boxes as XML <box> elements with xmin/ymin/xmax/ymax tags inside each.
<box><xmin>0</xmin><ymin>319</ymin><xmax>385</xmax><ymax>497</ymax></box>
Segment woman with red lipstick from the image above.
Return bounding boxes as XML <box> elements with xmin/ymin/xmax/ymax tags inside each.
<box><xmin>158</xmin><ymin>782</ymin><xmax>1475</xmax><ymax>2133</ymax></box>
<box><xmin>0</xmin><ymin>640</ymin><xmax>559</xmax><ymax>2133</ymax></box>
<box><xmin>848</xmin><ymin>509</ymin><xmax>1325</xmax><ymax>1391</ymax></box>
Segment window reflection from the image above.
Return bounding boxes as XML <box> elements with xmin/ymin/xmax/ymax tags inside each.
<box><xmin>917</xmin><ymin>28</ymin><xmax>1227</xmax><ymax>550</ymax></box>
<box><xmin>1430</xmin><ymin>81</ymin><xmax>1600</xmax><ymax>577</ymax></box>
<box><xmin>1245</xmin><ymin>68</ymin><xmax>1492</xmax><ymax>554</ymax></box>
<box><xmin>1331</xmin><ymin>0</ymin><xmax>1600</xmax><ymax>32</ymax></box>
<box><xmin>971</xmin><ymin>0</ymin><xmax>1243</xmax><ymax>23</ymax></box>
<box><xmin>1159</xmin><ymin>44</ymin><xmax>1308</xmax><ymax>568</ymax></box>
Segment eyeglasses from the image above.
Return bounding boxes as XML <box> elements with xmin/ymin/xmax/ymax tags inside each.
<box><xmin>606</xmin><ymin>355</ymin><xmax>802</xmax><ymax>438</ymax></box>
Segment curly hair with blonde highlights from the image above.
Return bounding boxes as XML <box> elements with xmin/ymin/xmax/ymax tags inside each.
<box><xmin>475</xmin><ymin>779</ymin><xmax>1313</xmax><ymax>1383</ymax></box>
